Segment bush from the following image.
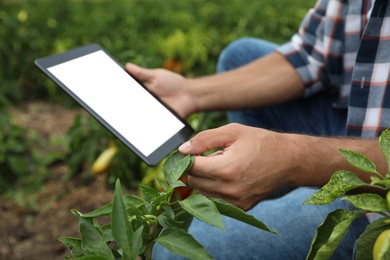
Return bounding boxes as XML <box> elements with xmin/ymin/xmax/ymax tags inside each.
<box><xmin>0</xmin><ymin>110</ymin><xmax>61</xmax><ymax>195</ymax></box>
<box><xmin>61</xmin><ymin>153</ymin><xmax>277</xmax><ymax>260</ymax></box>
<box><xmin>1</xmin><ymin>0</ymin><xmax>314</xmax><ymax>193</ymax></box>
<box><xmin>305</xmin><ymin>129</ymin><xmax>390</xmax><ymax>259</ymax></box>
<box><xmin>66</xmin><ymin>113</ymin><xmax>145</xmax><ymax>190</ymax></box>
<box><xmin>1</xmin><ymin>0</ymin><xmax>313</xmax><ymax>107</ymax></box>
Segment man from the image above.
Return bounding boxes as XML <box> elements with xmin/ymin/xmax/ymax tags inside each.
<box><xmin>126</xmin><ymin>0</ymin><xmax>390</xmax><ymax>258</ymax></box>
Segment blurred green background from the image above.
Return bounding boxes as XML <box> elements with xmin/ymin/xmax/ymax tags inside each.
<box><xmin>1</xmin><ymin>0</ymin><xmax>316</xmax><ymax>257</ymax></box>
<box><xmin>1</xmin><ymin>0</ymin><xmax>314</xmax><ymax>106</ymax></box>
<box><xmin>0</xmin><ymin>0</ymin><xmax>314</xmax><ymax>199</ymax></box>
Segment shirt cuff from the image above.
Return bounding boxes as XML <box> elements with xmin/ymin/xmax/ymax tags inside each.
<box><xmin>276</xmin><ymin>39</ymin><xmax>324</xmax><ymax>97</ymax></box>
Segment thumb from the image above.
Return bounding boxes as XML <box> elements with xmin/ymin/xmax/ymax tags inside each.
<box><xmin>125</xmin><ymin>63</ymin><xmax>154</xmax><ymax>81</ymax></box>
<box><xmin>179</xmin><ymin>126</ymin><xmax>235</xmax><ymax>155</ymax></box>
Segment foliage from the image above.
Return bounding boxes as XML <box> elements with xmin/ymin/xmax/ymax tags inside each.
<box><xmin>66</xmin><ymin>113</ymin><xmax>144</xmax><ymax>190</ymax></box>
<box><xmin>61</xmin><ymin>151</ymin><xmax>277</xmax><ymax>260</ymax></box>
<box><xmin>1</xmin><ymin>0</ymin><xmax>313</xmax><ymax>194</ymax></box>
<box><xmin>1</xmin><ymin>0</ymin><xmax>314</xmax><ymax>107</ymax></box>
<box><xmin>65</xmin><ymin>104</ymin><xmax>228</xmax><ymax>190</ymax></box>
<box><xmin>0</xmin><ymin>110</ymin><xmax>62</xmax><ymax>196</ymax></box>
<box><xmin>305</xmin><ymin>129</ymin><xmax>390</xmax><ymax>260</ymax></box>
<box><xmin>0</xmin><ymin>111</ymin><xmax>34</xmax><ymax>192</ymax></box>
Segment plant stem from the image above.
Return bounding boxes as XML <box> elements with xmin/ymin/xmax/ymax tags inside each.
<box><xmin>144</xmin><ymin>224</ymin><xmax>163</xmax><ymax>260</ymax></box>
<box><xmin>143</xmin><ymin>242</ymin><xmax>155</xmax><ymax>260</ymax></box>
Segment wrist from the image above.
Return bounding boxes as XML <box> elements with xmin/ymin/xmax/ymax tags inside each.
<box><xmin>283</xmin><ymin>134</ymin><xmax>344</xmax><ymax>188</ymax></box>
<box><xmin>185</xmin><ymin>77</ymin><xmax>211</xmax><ymax>114</ymax></box>
<box><xmin>288</xmin><ymin>134</ymin><xmax>385</xmax><ymax>188</ymax></box>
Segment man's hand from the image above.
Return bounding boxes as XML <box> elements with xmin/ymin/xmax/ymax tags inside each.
<box><xmin>125</xmin><ymin>63</ymin><xmax>197</xmax><ymax>118</ymax></box>
<box><xmin>178</xmin><ymin>123</ymin><xmax>298</xmax><ymax>210</ymax></box>
<box><xmin>179</xmin><ymin>123</ymin><xmax>387</xmax><ymax>211</ymax></box>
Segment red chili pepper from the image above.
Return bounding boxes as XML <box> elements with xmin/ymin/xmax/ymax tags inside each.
<box><xmin>173</xmin><ymin>176</ymin><xmax>193</xmax><ymax>200</ymax></box>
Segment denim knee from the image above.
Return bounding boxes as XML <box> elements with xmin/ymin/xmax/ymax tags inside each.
<box><xmin>216</xmin><ymin>37</ymin><xmax>279</xmax><ymax>73</ymax></box>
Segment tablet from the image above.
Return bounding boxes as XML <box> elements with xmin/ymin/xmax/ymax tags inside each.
<box><xmin>35</xmin><ymin>43</ymin><xmax>193</xmax><ymax>166</ymax></box>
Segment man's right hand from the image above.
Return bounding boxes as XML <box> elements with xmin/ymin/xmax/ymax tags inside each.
<box><xmin>125</xmin><ymin>63</ymin><xmax>197</xmax><ymax>118</ymax></box>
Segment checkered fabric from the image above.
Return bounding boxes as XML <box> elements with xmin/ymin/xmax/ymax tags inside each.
<box><xmin>347</xmin><ymin>0</ymin><xmax>390</xmax><ymax>137</ymax></box>
<box><xmin>277</xmin><ymin>0</ymin><xmax>390</xmax><ymax>138</ymax></box>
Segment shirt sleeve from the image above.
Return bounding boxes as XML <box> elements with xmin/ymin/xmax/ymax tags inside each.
<box><xmin>276</xmin><ymin>0</ymin><xmax>330</xmax><ymax>97</ymax></box>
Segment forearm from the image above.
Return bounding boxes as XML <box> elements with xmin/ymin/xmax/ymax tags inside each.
<box><xmin>289</xmin><ymin>134</ymin><xmax>387</xmax><ymax>189</ymax></box>
<box><xmin>186</xmin><ymin>52</ymin><xmax>305</xmax><ymax>112</ymax></box>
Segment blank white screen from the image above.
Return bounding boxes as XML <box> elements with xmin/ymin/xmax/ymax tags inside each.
<box><xmin>48</xmin><ymin>50</ymin><xmax>185</xmax><ymax>156</ymax></box>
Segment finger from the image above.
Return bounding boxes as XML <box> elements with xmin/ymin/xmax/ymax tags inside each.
<box><xmin>196</xmin><ymin>190</ymin><xmax>226</xmax><ymax>200</ymax></box>
<box><xmin>178</xmin><ymin>125</ymin><xmax>236</xmax><ymax>155</ymax></box>
<box><xmin>189</xmin><ymin>178</ymin><xmax>241</xmax><ymax>205</ymax></box>
<box><xmin>187</xmin><ymin>152</ymin><xmax>228</xmax><ymax>179</ymax></box>
<box><xmin>197</xmin><ymin>190</ymin><xmax>242</xmax><ymax>208</ymax></box>
<box><xmin>186</xmin><ymin>150</ymin><xmax>236</xmax><ymax>186</ymax></box>
<box><xmin>187</xmin><ymin>174</ymin><xmax>218</xmax><ymax>191</ymax></box>
<box><xmin>125</xmin><ymin>63</ymin><xmax>154</xmax><ymax>81</ymax></box>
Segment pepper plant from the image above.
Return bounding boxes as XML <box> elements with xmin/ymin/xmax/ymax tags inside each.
<box><xmin>305</xmin><ymin>129</ymin><xmax>390</xmax><ymax>260</ymax></box>
<box><xmin>60</xmin><ymin>151</ymin><xmax>277</xmax><ymax>260</ymax></box>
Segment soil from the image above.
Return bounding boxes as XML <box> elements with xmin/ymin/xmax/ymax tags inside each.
<box><xmin>0</xmin><ymin>102</ymin><xmax>115</xmax><ymax>260</ymax></box>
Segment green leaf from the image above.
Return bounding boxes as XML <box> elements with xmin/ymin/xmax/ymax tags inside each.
<box><xmin>342</xmin><ymin>194</ymin><xmax>389</xmax><ymax>212</ymax></box>
<box><xmin>379</xmin><ymin>232</ymin><xmax>390</xmax><ymax>260</ymax></box>
<box><xmin>71</xmin><ymin>210</ymin><xmax>113</xmax><ymax>257</ymax></box>
<box><xmin>124</xmin><ymin>194</ymin><xmax>150</xmax><ymax>209</ymax></box>
<box><xmin>379</xmin><ymin>129</ymin><xmax>390</xmax><ymax>177</ymax></box>
<box><xmin>371</xmin><ymin>177</ymin><xmax>390</xmax><ymax>188</ymax></box>
<box><xmin>155</xmin><ymin>227</ymin><xmax>214</xmax><ymax>260</ymax></box>
<box><xmin>133</xmin><ymin>214</ymin><xmax>150</xmax><ymax>250</ymax></box>
<box><xmin>7</xmin><ymin>156</ymin><xmax>28</xmax><ymax>176</ymax></box>
<box><xmin>189</xmin><ymin>154</ymin><xmax>195</xmax><ymax>169</ymax></box>
<box><xmin>387</xmin><ymin>191</ymin><xmax>390</xmax><ymax>211</ymax></box>
<box><xmin>80</xmin><ymin>202</ymin><xmax>112</xmax><ymax>218</ymax></box>
<box><xmin>139</xmin><ymin>183</ymin><xmax>160</xmax><ymax>202</ymax></box>
<box><xmin>175</xmin><ymin>209</ymin><xmax>194</xmax><ymax>232</ymax></box>
<box><xmin>73</xmin><ymin>256</ymin><xmax>113</xmax><ymax>260</ymax></box>
<box><xmin>306</xmin><ymin>209</ymin><xmax>365</xmax><ymax>260</ymax></box>
<box><xmin>58</xmin><ymin>237</ymin><xmax>89</xmax><ymax>258</ymax></box>
<box><xmin>210</xmin><ymin>198</ymin><xmax>277</xmax><ymax>234</ymax></box>
<box><xmin>111</xmin><ymin>179</ymin><xmax>140</xmax><ymax>260</ymax></box>
<box><xmin>133</xmin><ymin>225</ymin><xmax>145</xmax><ymax>253</ymax></box>
<box><xmin>163</xmin><ymin>152</ymin><xmax>188</xmax><ymax>173</ymax></box>
<box><xmin>81</xmin><ymin>196</ymin><xmax>147</xmax><ymax>220</ymax></box>
<box><xmin>157</xmin><ymin>212</ymin><xmax>173</xmax><ymax>227</ymax></box>
<box><xmin>163</xmin><ymin>151</ymin><xmax>194</xmax><ymax>184</ymax></box>
<box><xmin>163</xmin><ymin>152</ymin><xmax>186</xmax><ymax>181</ymax></box>
<box><xmin>157</xmin><ymin>204</ymin><xmax>191</xmax><ymax>229</ymax></box>
<box><xmin>356</xmin><ymin>218</ymin><xmax>390</xmax><ymax>260</ymax></box>
<box><xmin>305</xmin><ymin>171</ymin><xmax>370</xmax><ymax>205</ymax></box>
<box><xmin>168</xmin><ymin>155</ymin><xmax>191</xmax><ymax>184</ymax></box>
<box><xmin>339</xmin><ymin>149</ymin><xmax>380</xmax><ymax>176</ymax></box>
<box><xmin>170</xmin><ymin>180</ymin><xmax>186</xmax><ymax>189</ymax></box>
<box><xmin>158</xmin><ymin>211</ymin><xmax>181</xmax><ymax>228</ymax></box>
<box><xmin>150</xmin><ymin>194</ymin><xmax>169</xmax><ymax>215</ymax></box>
<box><xmin>80</xmin><ymin>194</ymin><xmax>148</xmax><ymax>218</ymax></box>
<box><xmin>101</xmin><ymin>225</ymin><xmax>113</xmax><ymax>243</ymax></box>
<box><xmin>156</xmin><ymin>177</ymin><xmax>169</xmax><ymax>191</ymax></box>
<box><xmin>179</xmin><ymin>194</ymin><xmax>225</xmax><ymax>231</ymax></box>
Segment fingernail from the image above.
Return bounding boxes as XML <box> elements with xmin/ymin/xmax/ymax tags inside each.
<box><xmin>179</xmin><ymin>141</ymin><xmax>191</xmax><ymax>152</ymax></box>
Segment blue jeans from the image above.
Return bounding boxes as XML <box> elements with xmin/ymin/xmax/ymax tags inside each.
<box><xmin>153</xmin><ymin>38</ymin><xmax>368</xmax><ymax>259</ymax></box>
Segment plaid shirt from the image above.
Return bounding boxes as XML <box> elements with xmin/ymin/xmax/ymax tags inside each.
<box><xmin>277</xmin><ymin>0</ymin><xmax>390</xmax><ymax>138</ymax></box>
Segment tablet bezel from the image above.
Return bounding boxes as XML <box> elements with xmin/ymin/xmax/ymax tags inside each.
<box><xmin>35</xmin><ymin>43</ymin><xmax>194</xmax><ymax>166</ymax></box>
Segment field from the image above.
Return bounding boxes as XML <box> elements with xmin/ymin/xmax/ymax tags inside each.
<box><xmin>0</xmin><ymin>0</ymin><xmax>314</xmax><ymax>259</ymax></box>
